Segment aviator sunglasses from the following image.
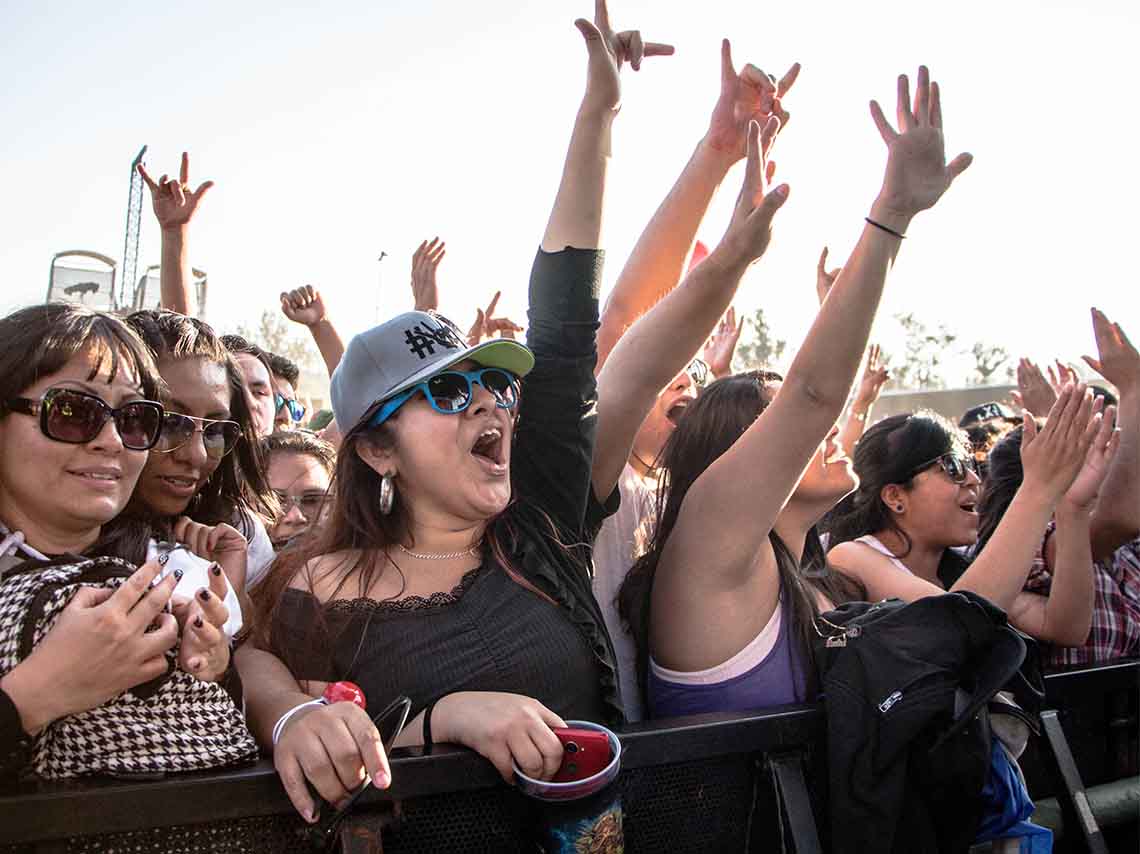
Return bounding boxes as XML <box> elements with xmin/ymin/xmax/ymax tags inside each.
<box><xmin>154</xmin><ymin>413</ymin><xmax>242</xmax><ymax>460</ymax></box>
<box><xmin>370</xmin><ymin>367</ymin><xmax>520</xmax><ymax>427</ymax></box>
<box><xmin>905</xmin><ymin>452</ymin><xmax>977</xmax><ymax>485</ymax></box>
<box><xmin>275</xmin><ymin>393</ymin><xmax>306</xmax><ymax>423</ymax></box>
<box><xmin>3</xmin><ymin>387</ymin><xmax>164</xmax><ymax>451</ymax></box>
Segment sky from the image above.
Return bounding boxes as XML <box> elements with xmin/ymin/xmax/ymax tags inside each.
<box><xmin>1</xmin><ymin>0</ymin><xmax>1137</xmax><ymax>387</ymax></box>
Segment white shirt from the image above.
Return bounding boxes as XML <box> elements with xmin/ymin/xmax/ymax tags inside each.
<box><xmin>592</xmin><ymin>462</ymin><xmax>657</xmax><ymax>722</ymax></box>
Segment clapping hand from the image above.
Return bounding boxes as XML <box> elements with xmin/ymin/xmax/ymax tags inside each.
<box><xmin>137</xmin><ymin>152</ymin><xmax>214</xmax><ymax>233</ymax></box>
<box><xmin>853</xmin><ymin>344</ymin><xmax>891</xmax><ymax>413</ymax></box>
<box><xmin>280</xmin><ymin>285</ymin><xmax>328</xmax><ymax>328</ymax></box>
<box><xmin>466</xmin><ymin>292</ymin><xmax>523</xmax><ymax>347</ymax></box>
<box><xmin>411</xmin><ymin>238</ymin><xmax>446</xmax><ymax>312</ymax></box>
<box><xmin>703</xmin><ymin>39</ymin><xmax>799</xmax><ymax>163</ymax></box>
<box><xmin>816</xmin><ymin>246</ymin><xmax>842</xmax><ymax>304</ymax></box>
<box><xmin>703</xmin><ymin>307</ymin><xmax>744</xmax><ymax>379</ymax></box>
<box><xmin>1063</xmin><ymin>400</ymin><xmax>1121</xmax><ymax>511</ymax></box>
<box><xmin>574</xmin><ymin>0</ymin><xmax>673</xmax><ymax>114</ymax></box>
<box><xmin>869</xmin><ymin>67</ymin><xmax>972</xmax><ymax>229</ymax></box>
<box><xmin>1011</xmin><ymin>358</ymin><xmax>1057</xmax><ymax>417</ymax></box>
<box><xmin>1020</xmin><ymin>383</ymin><xmax>1105</xmax><ymax>502</ymax></box>
<box><xmin>1084</xmin><ymin>308</ymin><xmax>1139</xmax><ymax>396</ymax></box>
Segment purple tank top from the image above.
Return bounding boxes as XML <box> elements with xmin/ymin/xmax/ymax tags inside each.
<box><xmin>647</xmin><ymin>597</ymin><xmax>809</xmax><ymax>718</ymax></box>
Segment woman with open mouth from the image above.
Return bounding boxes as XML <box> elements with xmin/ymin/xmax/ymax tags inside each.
<box><xmin>238</xmin><ymin>2</ymin><xmax>667</xmax><ymax>824</ymax></box>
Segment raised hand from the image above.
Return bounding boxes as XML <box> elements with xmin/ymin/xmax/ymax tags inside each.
<box><xmin>1083</xmin><ymin>308</ymin><xmax>1139</xmax><ymax>395</ymax></box>
<box><xmin>703</xmin><ymin>307</ymin><xmax>744</xmax><ymax>379</ymax></box>
<box><xmin>1020</xmin><ymin>383</ymin><xmax>1104</xmax><ymax>502</ymax></box>
<box><xmin>1047</xmin><ymin>361</ymin><xmax>1079</xmax><ymax>395</ymax></box>
<box><xmin>466</xmin><ymin>292</ymin><xmax>524</xmax><ymax>346</ymax></box>
<box><xmin>869</xmin><ymin>66</ymin><xmax>972</xmax><ymax>228</ymax></box>
<box><xmin>137</xmin><ymin>152</ymin><xmax>214</xmax><ymax>233</ymax></box>
<box><xmin>816</xmin><ymin>246</ymin><xmax>842</xmax><ymax>304</ymax></box>
<box><xmin>280</xmin><ymin>285</ymin><xmax>328</xmax><ymax>328</ymax></box>
<box><xmin>171</xmin><ymin>562</ymin><xmax>231</xmax><ymax>682</ymax></box>
<box><xmin>574</xmin><ymin>0</ymin><xmax>673</xmax><ymax>114</ymax></box>
<box><xmin>1011</xmin><ymin>358</ymin><xmax>1057</xmax><ymax>417</ymax></box>
<box><xmin>853</xmin><ymin>344</ymin><xmax>891</xmax><ymax>412</ymax></box>
<box><xmin>411</xmin><ymin>238</ymin><xmax>445</xmax><ymax>312</ymax></box>
<box><xmin>716</xmin><ymin>118</ymin><xmax>789</xmax><ymax>268</ymax></box>
<box><xmin>702</xmin><ymin>39</ymin><xmax>799</xmax><ymax>163</ymax></box>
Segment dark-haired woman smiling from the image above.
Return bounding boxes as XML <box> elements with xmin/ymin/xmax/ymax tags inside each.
<box><xmin>0</xmin><ymin>305</ymin><xmax>231</xmax><ymax>772</ymax></box>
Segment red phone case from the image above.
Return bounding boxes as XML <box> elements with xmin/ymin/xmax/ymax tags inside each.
<box><xmin>552</xmin><ymin>727</ymin><xmax>612</xmax><ymax>783</ymax></box>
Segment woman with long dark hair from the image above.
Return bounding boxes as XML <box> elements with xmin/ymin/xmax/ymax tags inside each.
<box><xmin>826</xmin><ymin>390</ymin><xmax>1117</xmax><ymax>645</ymax></box>
<box><xmin>0</xmin><ymin>305</ymin><xmax>233</xmax><ymax>772</ymax></box>
<box><xmin>617</xmin><ymin>66</ymin><xmax>972</xmax><ymax>717</ymax></box>
<box><xmin>237</xmin><ymin>4</ymin><xmax>672</xmax><ymax>823</ymax></box>
<box><xmin>124</xmin><ymin>310</ymin><xmax>278</xmax><ymax>590</ymax></box>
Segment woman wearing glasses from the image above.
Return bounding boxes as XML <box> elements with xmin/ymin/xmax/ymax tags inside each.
<box><xmin>238</xmin><ymin>4</ymin><xmax>670</xmax><ymax>823</ymax></box>
<box><xmin>0</xmin><ymin>305</ymin><xmax>239</xmax><ymax>773</ymax></box>
<box><xmin>261</xmin><ymin>430</ymin><xmax>334</xmax><ymax>550</ymax></box>
<box><xmin>124</xmin><ymin>310</ymin><xmax>278</xmax><ymax>591</ymax></box>
<box><xmin>825</xmin><ymin>389</ymin><xmax>1117</xmax><ymax>645</ymax></box>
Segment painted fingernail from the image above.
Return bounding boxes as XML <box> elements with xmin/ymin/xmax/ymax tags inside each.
<box><xmin>193</xmin><ymin>615</ymin><xmax>204</xmax><ymax>628</ymax></box>
<box><xmin>304</xmin><ymin>807</ymin><xmax>317</xmax><ymax>824</ymax></box>
<box><xmin>173</xmin><ymin>569</ymin><xmax>184</xmax><ymax>581</ymax></box>
<box><xmin>199</xmin><ymin>590</ymin><xmax>210</xmax><ymax>601</ymax></box>
<box><xmin>210</xmin><ymin>563</ymin><xmax>222</xmax><ymax>577</ymax></box>
<box><xmin>157</xmin><ymin>553</ymin><xmax>170</xmax><ymax>567</ymax></box>
<box><xmin>191</xmin><ymin>658</ymin><xmax>203</xmax><ymax>671</ymax></box>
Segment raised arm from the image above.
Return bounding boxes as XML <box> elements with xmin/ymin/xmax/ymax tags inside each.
<box><xmin>838</xmin><ymin>344</ymin><xmax>890</xmax><ymax>457</ymax></box>
<box><xmin>1083</xmin><ymin>308</ymin><xmax>1140</xmax><ymax>558</ymax></box>
<box><xmin>595</xmin><ymin>41</ymin><xmax>797</xmax><ymax>368</ymax></box>
<box><xmin>541</xmin><ymin>0</ymin><xmax>672</xmax><ymax>252</ymax></box>
<box><xmin>138</xmin><ymin>153</ymin><xmax>214</xmax><ymax>316</ymax></box>
<box><xmin>666</xmin><ymin>66</ymin><xmax>972</xmax><ymax>584</ymax></box>
<box><xmin>592</xmin><ymin>117</ymin><xmax>786</xmax><ymax>498</ymax></box>
<box><xmin>280</xmin><ymin>285</ymin><xmax>345</xmax><ymax>377</ymax></box>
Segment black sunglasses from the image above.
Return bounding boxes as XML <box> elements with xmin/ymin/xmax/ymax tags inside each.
<box><xmin>906</xmin><ymin>452</ymin><xmax>976</xmax><ymax>485</ymax></box>
<box><xmin>3</xmin><ymin>388</ymin><xmax>164</xmax><ymax>451</ymax></box>
<box><xmin>275</xmin><ymin>393</ymin><xmax>306</xmax><ymax>423</ymax></box>
<box><xmin>155</xmin><ymin>413</ymin><xmax>242</xmax><ymax>460</ymax></box>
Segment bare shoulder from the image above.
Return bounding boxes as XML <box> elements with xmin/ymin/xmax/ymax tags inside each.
<box><xmin>827</xmin><ymin>540</ymin><xmax>875</xmax><ymax>572</ymax></box>
<box><xmin>288</xmin><ymin>549</ymin><xmax>365</xmax><ymax>601</ymax></box>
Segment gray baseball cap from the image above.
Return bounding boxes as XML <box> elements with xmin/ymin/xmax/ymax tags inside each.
<box><xmin>330</xmin><ymin>311</ymin><xmax>535</xmax><ymax>432</ymax></box>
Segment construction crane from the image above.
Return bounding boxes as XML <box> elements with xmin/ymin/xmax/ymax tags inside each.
<box><xmin>119</xmin><ymin>145</ymin><xmax>147</xmax><ymax>312</ymax></box>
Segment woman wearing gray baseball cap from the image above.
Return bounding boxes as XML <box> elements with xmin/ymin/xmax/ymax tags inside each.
<box><xmin>238</xmin><ymin>1</ymin><xmax>671</xmax><ymax>823</ymax></box>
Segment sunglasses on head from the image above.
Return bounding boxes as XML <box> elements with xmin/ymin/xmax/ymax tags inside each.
<box><xmin>3</xmin><ymin>388</ymin><xmax>164</xmax><ymax>451</ymax></box>
<box><xmin>906</xmin><ymin>452</ymin><xmax>976</xmax><ymax>485</ymax></box>
<box><xmin>370</xmin><ymin>367</ymin><xmax>520</xmax><ymax>427</ymax></box>
<box><xmin>155</xmin><ymin>412</ymin><xmax>242</xmax><ymax>460</ymax></box>
<box><xmin>275</xmin><ymin>393</ymin><xmax>306</xmax><ymax>423</ymax></box>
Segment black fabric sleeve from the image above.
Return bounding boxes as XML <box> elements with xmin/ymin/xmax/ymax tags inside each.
<box><xmin>0</xmin><ymin>688</ymin><xmax>32</xmax><ymax>779</ymax></box>
<box><xmin>512</xmin><ymin>247</ymin><xmax>605</xmax><ymax>539</ymax></box>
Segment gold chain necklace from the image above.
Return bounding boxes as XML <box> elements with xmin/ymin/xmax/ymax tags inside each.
<box><xmin>396</xmin><ymin>541</ymin><xmax>482</xmax><ymax>561</ymax></box>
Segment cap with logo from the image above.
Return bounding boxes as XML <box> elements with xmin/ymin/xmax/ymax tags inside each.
<box><xmin>330</xmin><ymin>311</ymin><xmax>535</xmax><ymax>432</ymax></box>
<box><xmin>958</xmin><ymin>401</ymin><xmax>1017</xmax><ymax>428</ymax></box>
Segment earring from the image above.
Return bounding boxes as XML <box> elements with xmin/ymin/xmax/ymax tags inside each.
<box><xmin>895</xmin><ymin>504</ymin><xmax>904</xmax><ymax>513</ymax></box>
<box><xmin>379</xmin><ymin>474</ymin><xmax>395</xmax><ymax>516</ymax></box>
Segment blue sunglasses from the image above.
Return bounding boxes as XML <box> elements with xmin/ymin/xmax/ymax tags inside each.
<box><xmin>275</xmin><ymin>393</ymin><xmax>306</xmax><ymax>423</ymax></box>
<box><xmin>370</xmin><ymin>367</ymin><xmax>520</xmax><ymax>426</ymax></box>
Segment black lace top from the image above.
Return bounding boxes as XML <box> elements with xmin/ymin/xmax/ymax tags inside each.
<box><xmin>270</xmin><ymin>248</ymin><xmax>623</xmax><ymax>724</ymax></box>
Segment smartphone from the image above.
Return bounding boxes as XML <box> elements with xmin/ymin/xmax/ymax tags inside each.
<box><xmin>551</xmin><ymin>727</ymin><xmax>612</xmax><ymax>783</ymax></box>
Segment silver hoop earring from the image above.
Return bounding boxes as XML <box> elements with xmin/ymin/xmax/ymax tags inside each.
<box><xmin>379</xmin><ymin>474</ymin><xmax>395</xmax><ymax>516</ymax></box>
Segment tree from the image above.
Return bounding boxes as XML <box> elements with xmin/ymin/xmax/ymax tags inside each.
<box><xmin>234</xmin><ymin>310</ymin><xmax>319</xmax><ymax>371</ymax></box>
<box><xmin>968</xmin><ymin>341</ymin><xmax>1011</xmax><ymax>386</ymax></box>
<box><xmin>889</xmin><ymin>312</ymin><xmax>957</xmax><ymax>390</ymax></box>
<box><xmin>734</xmin><ymin>307</ymin><xmax>787</xmax><ymax>372</ymax></box>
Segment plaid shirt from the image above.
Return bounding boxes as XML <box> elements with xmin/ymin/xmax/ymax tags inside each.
<box><xmin>1024</xmin><ymin>524</ymin><xmax>1140</xmax><ymax>670</ymax></box>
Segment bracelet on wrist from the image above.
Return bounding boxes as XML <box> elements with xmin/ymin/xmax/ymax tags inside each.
<box><xmin>422</xmin><ymin>700</ymin><xmax>436</xmax><ymax>753</ymax></box>
<box><xmin>865</xmin><ymin>217</ymin><xmax>906</xmax><ymax>239</ymax></box>
<box><xmin>271</xmin><ymin>699</ymin><xmax>325</xmax><ymax>747</ymax></box>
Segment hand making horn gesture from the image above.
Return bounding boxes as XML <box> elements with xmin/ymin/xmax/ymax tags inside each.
<box><xmin>703</xmin><ymin>39</ymin><xmax>799</xmax><ymax>163</ymax></box>
<box><xmin>868</xmin><ymin>66</ymin><xmax>973</xmax><ymax>233</ymax></box>
<box><xmin>137</xmin><ymin>152</ymin><xmax>214</xmax><ymax>233</ymax></box>
<box><xmin>574</xmin><ymin>0</ymin><xmax>673</xmax><ymax>114</ymax></box>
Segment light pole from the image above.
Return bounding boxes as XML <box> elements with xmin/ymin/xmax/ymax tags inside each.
<box><xmin>376</xmin><ymin>251</ymin><xmax>388</xmax><ymax>324</ymax></box>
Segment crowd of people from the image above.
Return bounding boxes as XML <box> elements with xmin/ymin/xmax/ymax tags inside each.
<box><xmin>0</xmin><ymin>2</ymin><xmax>1136</xmax><ymax>848</ymax></box>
